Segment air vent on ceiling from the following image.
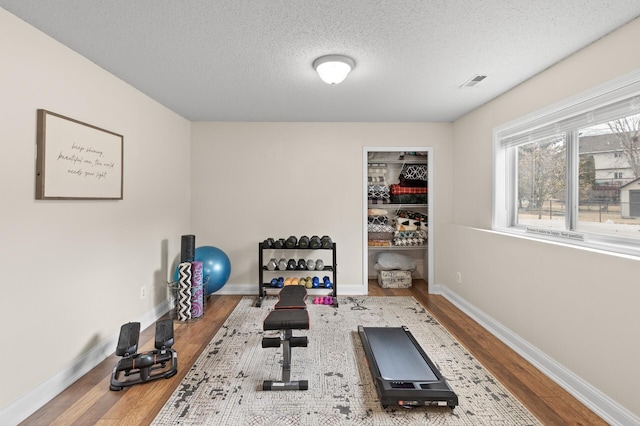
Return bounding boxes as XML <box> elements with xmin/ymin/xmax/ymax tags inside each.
<box><xmin>460</xmin><ymin>74</ymin><xmax>487</xmax><ymax>88</ymax></box>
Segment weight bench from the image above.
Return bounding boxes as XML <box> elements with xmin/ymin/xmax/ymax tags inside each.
<box><xmin>110</xmin><ymin>319</ymin><xmax>178</xmax><ymax>391</ymax></box>
<box><xmin>262</xmin><ymin>285</ymin><xmax>309</xmax><ymax>391</ymax></box>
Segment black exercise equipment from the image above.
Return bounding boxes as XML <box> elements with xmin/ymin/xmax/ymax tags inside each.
<box><xmin>110</xmin><ymin>319</ymin><xmax>178</xmax><ymax>391</ymax></box>
<box><xmin>309</xmin><ymin>235</ymin><xmax>321</xmax><ymax>249</ymax></box>
<box><xmin>358</xmin><ymin>326</ymin><xmax>458</xmax><ymax>408</ymax></box>
<box><xmin>320</xmin><ymin>235</ymin><xmax>333</xmax><ymax>249</ymax></box>
<box><xmin>262</xmin><ymin>285</ymin><xmax>309</xmax><ymax>391</ymax></box>
<box><xmin>285</xmin><ymin>235</ymin><xmax>298</xmax><ymax>249</ymax></box>
<box><xmin>298</xmin><ymin>235</ymin><xmax>310</xmax><ymax>249</ymax></box>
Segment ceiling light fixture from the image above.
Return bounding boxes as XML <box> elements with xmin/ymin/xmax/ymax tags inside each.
<box><xmin>313</xmin><ymin>54</ymin><xmax>355</xmax><ymax>85</ymax></box>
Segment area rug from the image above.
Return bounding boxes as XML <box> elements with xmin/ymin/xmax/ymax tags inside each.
<box><xmin>152</xmin><ymin>296</ymin><xmax>541</xmax><ymax>425</ymax></box>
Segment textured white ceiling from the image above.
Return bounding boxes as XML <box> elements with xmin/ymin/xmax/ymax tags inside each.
<box><xmin>2</xmin><ymin>1</ymin><xmax>640</xmax><ymax>122</ymax></box>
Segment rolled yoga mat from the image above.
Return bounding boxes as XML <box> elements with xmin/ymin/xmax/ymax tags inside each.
<box><xmin>181</xmin><ymin>234</ymin><xmax>196</xmax><ymax>263</ymax></box>
<box><xmin>191</xmin><ymin>261</ymin><xmax>204</xmax><ymax>318</ymax></box>
<box><xmin>178</xmin><ymin>262</ymin><xmax>193</xmax><ymax>321</ymax></box>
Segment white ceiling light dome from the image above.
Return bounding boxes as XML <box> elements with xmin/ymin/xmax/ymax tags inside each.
<box><xmin>313</xmin><ymin>54</ymin><xmax>356</xmax><ymax>85</ymax></box>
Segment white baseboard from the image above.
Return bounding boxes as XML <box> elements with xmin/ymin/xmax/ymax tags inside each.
<box><xmin>432</xmin><ymin>283</ymin><xmax>640</xmax><ymax>426</ymax></box>
<box><xmin>0</xmin><ymin>300</ymin><xmax>170</xmax><ymax>426</ymax></box>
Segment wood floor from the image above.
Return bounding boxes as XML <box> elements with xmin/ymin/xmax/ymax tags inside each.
<box><xmin>20</xmin><ymin>281</ymin><xmax>606</xmax><ymax>425</ymax></box>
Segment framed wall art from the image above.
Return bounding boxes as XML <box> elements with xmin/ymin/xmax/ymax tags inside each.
<box><xmin>35</xmin><ymin>109</ymin><xmax>123</xmax><ymax>200</ymax></box>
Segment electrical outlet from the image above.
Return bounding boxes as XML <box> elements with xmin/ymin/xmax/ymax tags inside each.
<box><xmin>140</xmin><ymin>286</ymin><xmax>147</xmax><ymax>299</ymax></box>
<box><xmin>456</xmin><ymin>272</ymin><xmax>462</xmax><ymax>284</ymax></box>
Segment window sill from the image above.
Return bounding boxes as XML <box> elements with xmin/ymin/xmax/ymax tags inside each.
<box><xmin>490</xmin><ymin>226</ymin><xmax>640</xmax><ymax>261</ymax></box>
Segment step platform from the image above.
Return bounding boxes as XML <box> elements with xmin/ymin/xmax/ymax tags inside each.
<box><xmin>110</xmin><ymin>319</ymin><xmax>178</xmax><ymax>391</ymax></box>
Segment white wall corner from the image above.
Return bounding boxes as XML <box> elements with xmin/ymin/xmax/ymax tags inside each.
<box><xmin>434</xmin><ymin>283</ymin><xmax>640</xmax><ymax>426</ymax></box>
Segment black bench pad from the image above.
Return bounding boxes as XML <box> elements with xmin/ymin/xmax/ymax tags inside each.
<box><xmin>275</xmin><ymin>285</ymin><xmax>307</xmax><ymax>309</ymax></box>
<box><xmin>264</xmin><ymin>309</ymin><xmax>310</xmax><ymax>331</ymax></box>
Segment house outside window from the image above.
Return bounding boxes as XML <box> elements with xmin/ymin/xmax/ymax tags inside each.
<box><xmin>493</xmin><ymin>70</ymin><xmax>640</xmax><ymax>256</ymax></box>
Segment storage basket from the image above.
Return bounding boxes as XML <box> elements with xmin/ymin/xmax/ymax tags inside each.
<box><xmin>377</xmin><ymin>270</ymin><xmax>412</xmax><ymax>288</ymax></box>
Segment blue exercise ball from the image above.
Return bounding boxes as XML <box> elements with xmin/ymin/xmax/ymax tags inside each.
<box><xmin>196</xmin><ymin>246</ymin><xmax>231</xmax><ymax>294</ymax></box>
<box><xmin>174</xmin><ymin>245</ymin><xmax>231</xmax><ymax>295</ymax></box>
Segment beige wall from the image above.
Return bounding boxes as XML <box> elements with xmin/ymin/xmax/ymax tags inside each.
<box><xmin>450</xmin><ymin>17</ymin><xmax>640</xmax><ymax>416</ymax></box>
<box><xmin>190</xmin><ymin>122</ymin><xmax>453</xmax><ymax>292</ymax></box>
<box><xmin>0</xmin><ymin>9</ymin><xmax>191</xmax><ymax>413</ymax></box>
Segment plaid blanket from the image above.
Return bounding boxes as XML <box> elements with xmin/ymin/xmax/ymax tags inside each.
<box><xmin>390</xmin><ymin>184</ymin><xmax>427</xmax><ymax>195</ymax></box>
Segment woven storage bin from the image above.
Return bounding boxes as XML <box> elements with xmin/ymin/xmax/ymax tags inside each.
<box><xmin>377</xmin><ymin>270</ymin><xmax>412</xmax><ymax>288</ymax></box>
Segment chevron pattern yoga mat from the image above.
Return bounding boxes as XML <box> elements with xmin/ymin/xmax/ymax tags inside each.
<box><xmin>177</xmin><ymin>262</ymin><xmax>192</xmax><ymax>321</ymax></box>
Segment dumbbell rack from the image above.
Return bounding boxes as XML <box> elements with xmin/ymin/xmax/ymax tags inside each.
<box><xmin>256</xmin><ymin>241</ymin><xmax>337</xmax><ymax>308</ymax></box>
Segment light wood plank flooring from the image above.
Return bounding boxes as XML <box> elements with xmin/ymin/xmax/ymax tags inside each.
<box><xmin>19</xmin><ymin>281</ymin><xmax>606</xmax><ymax>425</ymax></box>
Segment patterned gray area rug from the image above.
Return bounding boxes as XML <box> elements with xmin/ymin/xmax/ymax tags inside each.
<box><xmin>153</xmin><ymin>296</ymin><xmax>541</xmax><ymax>425</ymax></box>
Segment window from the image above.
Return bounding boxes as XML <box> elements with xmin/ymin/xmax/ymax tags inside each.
<box><xmin>494</xmin><ymin>70</ymin><xmax>640</xmax><ymax>256</ymax></box>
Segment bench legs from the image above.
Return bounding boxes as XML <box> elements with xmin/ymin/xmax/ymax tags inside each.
<box><xmin>262</xmin><ymin>329</ymin><xmax>308</xmax><ymax>391</ymax></box>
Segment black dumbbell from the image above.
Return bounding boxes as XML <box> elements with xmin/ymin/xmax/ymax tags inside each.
<box><xmin>309</xmin><ymin>235</ymin><xmax>321</xmax><ymax>249</ymax></box>
<box><xmin>286</xmin><ymin>236</ymin><xmax>298</xmax><ymax>249</ymax></box>
<box><xmin>321</xmin><ymin>235</ymin><xmax>332</xmax><ymax>249</ymax></box>
<box><xmin>298</xmin><ymin>235</ymin><xmax>310</xmax><ymax>249</ymax></box>
<box><xmin>263</xmin><ymin>238</ymin><xmax>275</xmax><ymax>249</ymax></box>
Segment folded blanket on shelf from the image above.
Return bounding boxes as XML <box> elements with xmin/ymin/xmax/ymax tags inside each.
<box><xmin>394</xmin><ymin>230</ymin><xmax>427</xmax><ymax>245</ymax></box>
<box><xmin>368</xmin><ymin>223</ymin><xmax>396</xmax><ymax>233</ymax></box>
<box><xmin>369</xmin><ymin>198</ymin><xmax>391</xmax><ymax>204</ymax></box>
<box><xmin>368</xmin><ymin>232</ymin><xmax>394</xmax><ymax>241</ymax></box>
<box><xmin>393</xmin><ymin>233</ymin><xmax>427</xmax><ymax>246</ymax></box>
<box><xmin>368</xmin><ymin>163</ymin><xmax>388</xmax><ymax>184</ymax></box>
<box><xmin>368</xmin><ymin>215</ymin><xmax>388</xmax><ymax>225</ymax></box>
<box><xmin>400</xmin><ymin>163</ymin><xmax>428</xmax><ymax>181</ymax></box>
<box><xmin>368</xmin><ymin>184</ymin><xmax>390</xmax><ymax>200</ymax></box>
<box><xmin>396</xmin><ymin>209</ymin><xmax>428</xmax><ymax>223</ymax></box>
<box><xmin>399</xmin><ymin>176</ymin><xmax>428</xmax><ymax>187</ymax></box>
<box><xmin>368</xmin><ymin>240</ymin><xmax>391</xmax><ymax>247</ymax></box>
<box><xmin>395</xmin><ymin>229</ymin><xmax>427</xmax><ymax>238</ymax></box>
<box><xmin>394</xmin><ymin>217</ymin><xmax>426</xmax><ymax>232</ymax></box>
<box><xmin>390</xmin><ymin>194</ymin><xmax>427</xmax><ymax>204</ymax></box>
<box><xmin>367</xmin><ymin>208</ymin><xmax>388</xmax><ymax>216</ymax></box>
<box><xmin>390</xmin><ymin>184</ymin><xmax>427</xmax><ymax>195</ymax></box>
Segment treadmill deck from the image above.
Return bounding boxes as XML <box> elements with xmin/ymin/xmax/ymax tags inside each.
<box><xmin>358</xmin><ymin>325</ymin><xmax>458</xmax><ymax>408</ymax></box>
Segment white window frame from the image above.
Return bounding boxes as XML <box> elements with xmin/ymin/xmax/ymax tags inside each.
<box><xmin>493</xmin><ymin>69</ymin><xmax>640</xmax><ymax>257</ymax></box>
